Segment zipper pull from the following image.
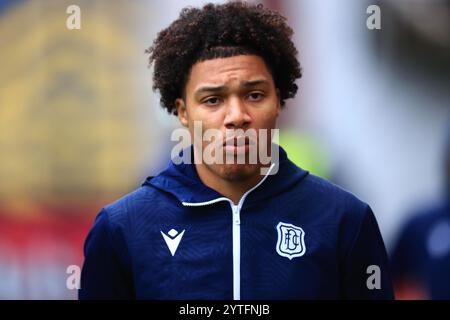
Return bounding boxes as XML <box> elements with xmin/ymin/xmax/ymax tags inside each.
<box><xmin>232</xmin><ymin>205</ymin><xmax>240</xmax><ymax>225</ymax></box>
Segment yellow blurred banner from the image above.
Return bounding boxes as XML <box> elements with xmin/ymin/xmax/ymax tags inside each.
<box><xmin>0</xmin><ymin>1</ymin><xmax>161</xmax><ymax>206</ymax></box>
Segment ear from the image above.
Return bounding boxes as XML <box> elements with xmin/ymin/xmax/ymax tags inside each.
<box><xmin>275</xmin><ymin>89</ymin><xmax>282</xmax><ymax>117</ymax></box>
<box><xmin>176</xmin><ymin>98</ymin><xmax>189</xmax><ymax>127</ymax></box>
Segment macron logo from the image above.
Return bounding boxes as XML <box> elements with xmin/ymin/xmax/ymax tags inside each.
<box><xmin>161</xmin><ymin>229</ymin><xmax>185</xmax><ymax>256</ymax></box>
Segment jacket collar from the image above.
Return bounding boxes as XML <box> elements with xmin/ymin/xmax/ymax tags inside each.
<box><xmin>143</xmin><ymin>144</ymin><xmax>309</xmax><ymax>206</ymax></box>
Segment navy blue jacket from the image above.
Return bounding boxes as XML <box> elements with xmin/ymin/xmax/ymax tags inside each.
<box><xmin>390</xmin><ymin>201</ymin><xmax>450</xmax><ymax>299</ymax></box>
<box><xmin>79</xmin><ymin>146</ymin><xmax>394</xmax><ymax>299</ymax></box>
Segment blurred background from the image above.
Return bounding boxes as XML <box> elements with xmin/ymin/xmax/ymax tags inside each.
<box><xmin>0</xmin><ymin>0</ymin><xmax>449</xmax><ymax>299</ymax></box>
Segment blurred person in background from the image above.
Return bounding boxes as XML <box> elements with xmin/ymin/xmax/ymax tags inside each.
<box><xmin>390</xmin><ymin>123</ymin><xmax>450</xmax><ymax>300</ymax></box>
<box><xmin>79</xmin><ymin>1</ymin><xmax>393</xmax><ymax>300</ymax></box>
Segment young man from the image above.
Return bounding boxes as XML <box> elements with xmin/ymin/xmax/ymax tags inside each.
<box><xmin>390</xmin><ymin>123</ymin><xmax>450</xmax><ymax>300</ymax></box>
<box><xmin>79</xmin><ymin>1</ymin><xmax>394</xmax><ymax>299</ymax></box>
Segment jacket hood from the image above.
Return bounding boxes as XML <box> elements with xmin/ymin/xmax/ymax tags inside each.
<box><xmin>142</xmin><ymin>144</ymin><xmax>309</xmax><ymax>206</ymax></box>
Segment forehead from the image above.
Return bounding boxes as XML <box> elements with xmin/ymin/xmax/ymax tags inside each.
<box><xmin>187</xmin><ymin>55</ymin><xmax>273</xmax><ymax>87</ymax></box>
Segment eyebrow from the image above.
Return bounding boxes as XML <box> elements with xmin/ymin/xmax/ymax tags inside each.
<box><xmin>194</xmin><ymin>85</ymin><xmax>227</xmax><ymax>97</ymax></box>
<box><xmin>194</xmin><ymin>79</ymin><xmax>269</xmax><ymax>98</ymax></box>
<box><xmin>241</xmin><ymin>79</ymin><xmax>269</xmax><ymax>88</ymax></box>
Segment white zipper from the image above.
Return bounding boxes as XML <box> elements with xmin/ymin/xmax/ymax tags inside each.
<box><xmin>182</xmin><ymin>163</ymin><xmax>276</xmax><ymax>300</ymax></box>
<box><xmin>231</xmin><ymin>203</ymin><xmax>241</xmax><ymax>299</ymax></box>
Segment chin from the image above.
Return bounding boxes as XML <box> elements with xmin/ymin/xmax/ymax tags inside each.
<box><xmin>217</xmin><ymin>163</ymin><xmax>261</xmax><ymax>182</ymax></box>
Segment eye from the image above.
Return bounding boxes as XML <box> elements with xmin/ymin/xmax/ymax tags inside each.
<box><xmin>203</xmin><ymin>97</ymin><xmax>222</xmax><ymax>106</ymax></box>
<box><xmin>247</xmin><ymin>92</ymin><xmax>265</xmax><ymax>102</ymax></box>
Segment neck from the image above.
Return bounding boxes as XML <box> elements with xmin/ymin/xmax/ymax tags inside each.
<box><xmin>194</xmin><ymin>163</ymin><xmax>266</xmax><ymax>205</ymax></box>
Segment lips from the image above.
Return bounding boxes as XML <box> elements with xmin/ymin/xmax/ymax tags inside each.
<box><xmin>220</xmin><ymin>136</ymin><xmax>258</xmax><ymax>157</ymax></box>
<box><xmin>223</xmin><ymin>136</ymin><xmax>256</xmax><ymax>147</ymax></box>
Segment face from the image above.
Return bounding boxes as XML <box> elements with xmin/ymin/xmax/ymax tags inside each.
<box><xmin>176</xmin><ymin>55</ymin><xmax>281</xmax><ymax>182</ymax></box>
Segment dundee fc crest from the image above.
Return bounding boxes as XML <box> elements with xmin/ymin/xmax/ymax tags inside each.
<box><xmin>276</xmin><ymin>222</ymin><xmax>306</xmax><ymax>259</ymax></box>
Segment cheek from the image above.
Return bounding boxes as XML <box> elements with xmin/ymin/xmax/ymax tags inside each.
<box><xmin>190</xmin><ymin>110</ymin><xmax>224</xmax><ymax>131</ymax></box>
<box><xmin>260</xmin><ymin>97</ymin><xmax>280</xmax><ymax>123</ymax></box>
<box><xmin>253</xmin><ymin>108</ymin><xmax>279</xmax><ymax>129</ymax></box>
<box><xmin>187</xmin><ymin>113</ymin><xmax>224</xmax><ymax>145</ymax></box>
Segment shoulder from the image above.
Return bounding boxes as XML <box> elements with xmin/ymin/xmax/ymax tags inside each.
<box><xmin>404</xmin><ymin>202</ymin><xmax>448</xmax><ymax>228</ymax></box>
<box><xmin>298</xmin><ymin>172</ymin><xmax>371</xmax><ymax>220</ymax></box>
<box><xmin>395</xmin><ymin>201</ymin><xmax>450</xmax><ymax>244</ymax></box>
<box><xmin>100</xmin><ymin>183</ymin><xmax>175</xmax><ymax>230</ymax></box>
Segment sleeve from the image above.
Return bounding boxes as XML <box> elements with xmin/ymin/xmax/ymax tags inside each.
<box><xmin>389</xmin><ymin>216</ymin><xmax>422</xmax><ymax>281</ymax></box>
<box><xmin>341</xmin><ymin>205</ymin><xmax>395</xmax><ymax>299</ymax></box>
<box><xmin>389</xmin><ymin>216</ymin><xmax>430</xmax><ymax>299</ymax></box>
<box><xmin>78</xmin><ymin>208</ymin><xmax>135</xmax><ymax>300</ymax></box>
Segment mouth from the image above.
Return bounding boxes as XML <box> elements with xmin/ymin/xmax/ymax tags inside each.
<box><xmin>222</xmin><ymin>136</ymin><xmax>256</xmax><ymax>156</ymax></box>
<box><xmin>222</xmin><ymin>136</ymin><xmax>255</xmax><ymax>147</ymax></box>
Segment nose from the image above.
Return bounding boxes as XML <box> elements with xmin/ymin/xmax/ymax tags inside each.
<box><xmin>224</xmin><ymin>96</ymin><xmax>252</xmax><ymax>129</ymax></box>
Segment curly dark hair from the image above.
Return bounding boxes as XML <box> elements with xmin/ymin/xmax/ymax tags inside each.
<box><xmin>146</xmin><ymin>1</ymin><xmax>302</xmax><ymax>115</ymax></box>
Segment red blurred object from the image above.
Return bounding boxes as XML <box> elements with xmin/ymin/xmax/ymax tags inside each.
<box><xmin>0</xmin><ymin>204</ymin><xmax>98</xmax><ymax>299</ymax></box>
